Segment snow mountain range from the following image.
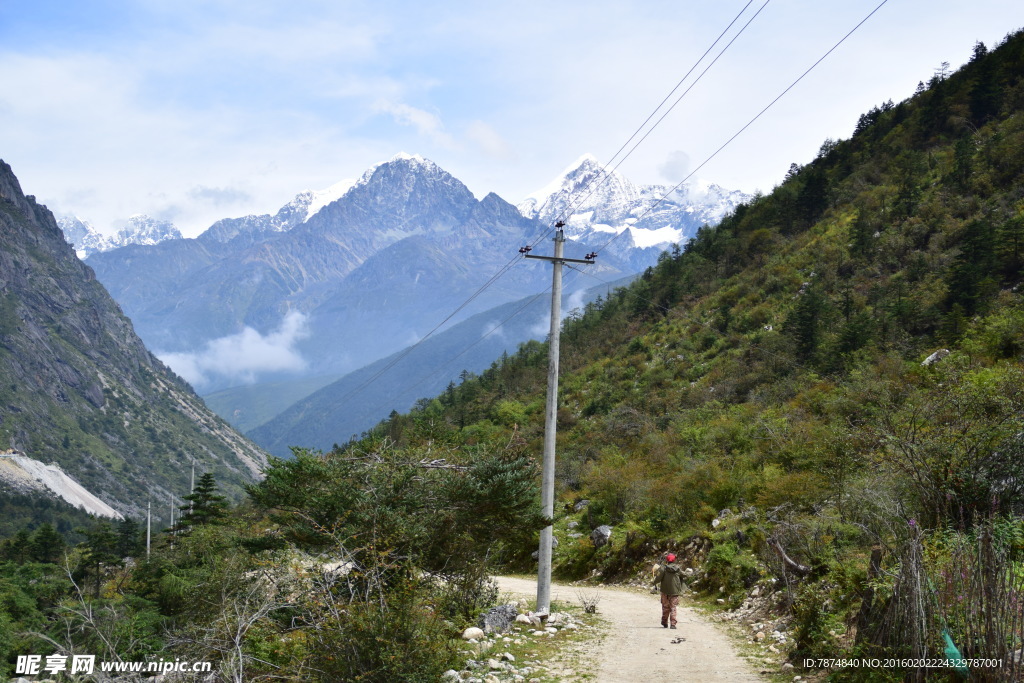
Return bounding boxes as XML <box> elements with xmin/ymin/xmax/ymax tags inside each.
<box><xmin>58</xmin><ymin>214</ymin><xmax>183</xmax><ymax>259</ymax></box>
<box><xmin>66</xmin><ymin>154</ymin><xmax>749</xmax><ymax>444</ymax></box>
<box><xmin>519</xmin><ymin>153</ymin><xmax>750</xmax><ymax>253</ymax></box>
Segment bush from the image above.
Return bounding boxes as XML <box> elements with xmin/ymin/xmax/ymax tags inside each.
<box><xmin>305</xmin><ymin>576</ymin><xmax>459</xmax><ymax>683</ymax></box>
<box><xmin>703</xmin><ymin>541</ymin><xmax>760</xmax><ymax>596</ymax></box>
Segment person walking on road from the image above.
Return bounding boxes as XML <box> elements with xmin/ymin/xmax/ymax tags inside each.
<box><xmin>653</xmin><ymin>553</ymin><xmax>684</xmax><ymax>628</ymax></box>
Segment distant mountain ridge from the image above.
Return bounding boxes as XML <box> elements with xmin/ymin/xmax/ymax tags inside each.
<box><xmin>245</xmin><ymin>274</ymin><xmax>636</xmax><ymax>458</ymax></box>
<box><xmin>78</xmin><ymin>155</ymin><xmax>747</xmax><ymax>399</ymax></box>
<box><xmin>81</xmin><ymin>155</ymin><xmax>645</xmax><ymax>395</ymax></box>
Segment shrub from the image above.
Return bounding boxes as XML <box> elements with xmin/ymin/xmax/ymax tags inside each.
<box><xmin>703</xmin><ymin>541</ymin><xmax>760</xmax><ymax>596</ymax></box>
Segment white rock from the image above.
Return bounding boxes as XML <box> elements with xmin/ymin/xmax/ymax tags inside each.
<box><xmin>463</xmin><ymin>627</ymin><xmax>485</xmax><ymax>640</ymax></box>
<box><xmin>502</xmin><ymin>653</ymin><xmax>516</xmax><ymax>662</ymax></box>
<box><xmin>515</xmin><ymin>614</ymin><xmax>532</xmax><ymax>624</ymax></box>
<box><xmin>922</xmin><ymin>349</ymin><xmax>950</xmax><ymax>366</ymax></box>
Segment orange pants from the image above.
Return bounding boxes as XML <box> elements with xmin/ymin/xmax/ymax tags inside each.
<box><xmin>660</xmin><ymin>593</ymin><xmax>679</xmax><ymax>627</ymax></box>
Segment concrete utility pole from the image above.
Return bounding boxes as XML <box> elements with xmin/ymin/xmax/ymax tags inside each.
<box><xmin>523</xmin><ymin>225</ymin><xmax>595</xmax><ymax>614</ymax></box>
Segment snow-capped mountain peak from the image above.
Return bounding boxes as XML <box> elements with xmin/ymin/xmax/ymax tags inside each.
<box><xmin>114</xmin><ymin>214</ymin><xmax>182</xmax><ymax>246</ymax></box>
<box><xmin>56</xmin><ymin>215</ymin><xmax>106</xmax><ymax>259</ymax></box>
<box><xmin>518</xmin><ymin>152</ymin><xmax>751</xmax><ymax>254</ymax></box>
<box><xmin>57</xmin><ymin>213</ymin><xmax>181</xmax><ymax>258</ymax></box>
<box><xmin>517</xmin><ymin>155</ymin><xmax>646</xmax><ymax>236</ymax></box>
<box><xmin>284</xmin><ymin>177</ymin><xmax>359</xmax><ymax>225</ymax></box>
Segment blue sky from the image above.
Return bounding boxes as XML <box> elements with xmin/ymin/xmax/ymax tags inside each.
<box><xmin>1</xmin><ymin>0</ymin><xmax>1021</xmax><ymax>237</ymax></box>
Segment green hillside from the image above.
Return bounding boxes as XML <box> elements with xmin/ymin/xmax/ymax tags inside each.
<box><xmin>372</xmin><ymin>31</ymin><xmax>1024</xmax><ymax>531</ymax></box>
<box><xmin>347</xmin><ymin>30</ymin><xmax>1024</xmax><ymax>676</ymax></box>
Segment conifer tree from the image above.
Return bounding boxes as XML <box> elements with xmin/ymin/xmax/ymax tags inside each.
<box><xmin>115</xmin><ymin>518</ymin><xmax>143</xmax><ymax>558</ymax></box>
<box><xmin>177</xmin><ymin>472</ymin><xmax>229</xmax><ymax>531</ymax></box>
<box><xmin>29</xmin><ymin>523</ymin><xmax>64</xmax><ymax>564</ymax></box>
<box><xmin>81</xmin><ymin>522</ymin><xmax>120</xmax><ymax>597</ymax></box>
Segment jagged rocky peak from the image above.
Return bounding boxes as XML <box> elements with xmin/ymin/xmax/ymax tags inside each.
<box><xmin>354</xmin><ymin>152</ymin><xmax>469</xmax><ymax>198</ymax></box>
<box><xmin>56</xmin><ymin>215</ymin><xmax>108</xmax><ymax>258</ymax></box>
<box><xmin>301</xmin><ymin>153</ymin><xmax>477</xmax><ymax>239</ymax></box>
<box><xmin>517</xmin><ymin>153</ymin><xmax>752</xmax><ymax>250</ymax></box>
<box><xmin>113</xmin><ymin>214</ymin><xmax>182</xmax><ymax>246</ymax></box>
<box><xmin>58</xmin><ymin>213</ymin><xmax>182</xmax><ymax>257</ymax></box>
<box><xmin>517</xmin><ymin>154</ymin><xmax>643</xmax><ymax>233</ymax></box>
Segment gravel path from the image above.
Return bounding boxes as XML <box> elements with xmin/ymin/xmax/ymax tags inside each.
<box><xmin>495</xmin><ymin>576</ymin><xmax>762</xmax><ymax>682</ymax></box>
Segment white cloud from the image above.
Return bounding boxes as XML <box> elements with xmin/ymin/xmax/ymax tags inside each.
<box><xmin>658</xmin><ymin>150</ymin><xmax>691</xmax><ymax>183</ymax></box>
<box><xmin>527</xmin><ymin>287</ymin><xmax>588</xmax><ymax>338</ymax></box>
<box><xmin>187</xmin><ymin>184</ymin><xmax>254</xmax><ymax>207</ymax></box>
<box><xmin>377</xmin><ymin>101</ymin><xmax>458</xmax><ymax>149</ymax></box>
<box><xmin>158</xmin><ymin>311</ymin><xmax>310</xmax><ymax>389</ymax></box>
<box><xmin>481</xmin><ymin>319</ymin><xmax>507</xmax><ymax>341</ymax></box>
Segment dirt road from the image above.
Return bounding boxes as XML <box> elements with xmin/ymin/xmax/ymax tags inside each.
<box><xmin>495</xmin><ymin>576</ymin><xmax>762</xmax><ymax>681</ymax></box>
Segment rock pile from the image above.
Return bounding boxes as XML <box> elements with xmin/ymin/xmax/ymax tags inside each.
<box><xmin>711</xmin><ymin>580</ymin><xmax>797</xmax><ymax>673</ymax></box>
<box><xmin>455</xmin><ymin>605</ymin><xmax>591</xmax><ymax>682</ymax></box>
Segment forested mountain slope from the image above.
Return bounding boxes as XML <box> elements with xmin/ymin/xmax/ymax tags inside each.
<box><xmin>372</xmin><ymin>32</ymin><xmax>1024</xmax><ymax>525</ymax></box>
<box><xmin>345</xmin><ymin>31</ymin><xmax>1024</xmax><ymax>674</ymax></box>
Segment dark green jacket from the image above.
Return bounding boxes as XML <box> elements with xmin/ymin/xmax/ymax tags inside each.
<box><xmin>654</xmin><ymin>564</ymin><xmax>684</xmax><ymax>596</ymax></box>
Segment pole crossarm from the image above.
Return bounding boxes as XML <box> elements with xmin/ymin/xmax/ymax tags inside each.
<box><xmin>524</xmin><ymin>254</ymin><xmax>595</xmax><ymax>265</ymax></box>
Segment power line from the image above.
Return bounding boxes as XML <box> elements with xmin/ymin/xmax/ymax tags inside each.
<box><xmin>362</xmin><ymin>289</ymin><xmax>552</xmax><ymax>419</ymax></box>
<box><xmin>552</xmin><ymin>0</ymin><xmax>771</xmax><ymax>229</ymax></box>
<box><xmin>591</xmin><ymin>0</ymin><xmax>890</xmax><ymax>258</ymax></box>
<box><xmin>523</xmin><ymin>0</ymin><xmax>767</xmax><ymax>251</ymax></box>
<box><xmin>316</xmin><ymin>4</ymin><xmax>779</xmax><ymax>415</ymax></box>
<box><xmin>311</xmin><ymin>1</ymin><xmax>886</xmax><ymax>422</ymax></box>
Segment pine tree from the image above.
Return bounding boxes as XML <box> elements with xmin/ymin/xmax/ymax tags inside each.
<box><xmin>176</xmin><ymin>473</ymin><xmax>229</xmax><ymax>531</ymax></box>
<box><xmin>81</xmin><ymin>522</ymin><xmax>120</xmax><ymax>597</ymax></box>
<box><xmin>115</xmin><ymin>518</ymin><xmax>143</xmax><ymax>558</ymax></box>
<box><xmin>29</xmin><ymin>523</ymin><xmax>65</xmax><ymax>564</ymax></box>
<box><xmin>785</xmin><ymin>286</ymin><xmax>826</xmax><ymax>361</ymax></box>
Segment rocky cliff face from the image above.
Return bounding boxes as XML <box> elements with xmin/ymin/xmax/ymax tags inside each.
<box><xmin>0</xmin><ymin>159</ymin><xmax>266</xmax><ymax>517</ymax></box>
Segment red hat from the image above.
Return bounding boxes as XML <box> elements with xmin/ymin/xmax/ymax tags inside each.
<box><xmin>666</xmin><ymin>553</ymin><xmax>676</xmax><ymax>563</ymax></box>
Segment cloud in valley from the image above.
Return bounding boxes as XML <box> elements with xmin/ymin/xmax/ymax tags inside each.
<box><xmin>159</xmin><ymin>311</ymin><xmax>310</xmax><ymax>389</ymax></box>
